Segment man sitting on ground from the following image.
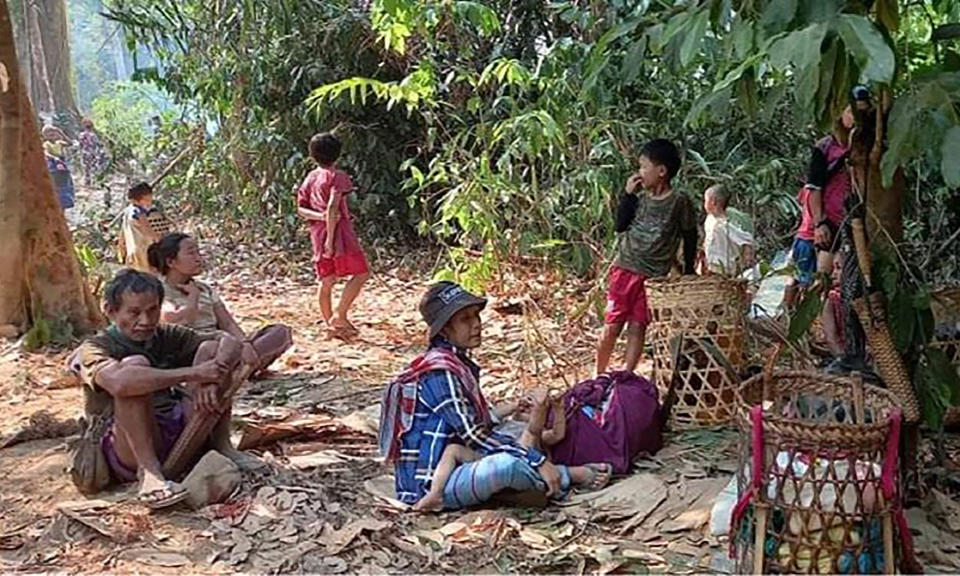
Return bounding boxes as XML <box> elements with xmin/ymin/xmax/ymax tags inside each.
<box><xmin>73</xmin><ymin>269</ymin><xmax>262</xmax><ymax>509</ymax></box>
<box><xmin>379</xmin><ymin>281</ymin><xmax>612</xmax><ymax>511</ymax></box>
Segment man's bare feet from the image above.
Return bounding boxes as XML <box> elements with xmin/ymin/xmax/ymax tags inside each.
<box><xmin>412</xmin><ymin>491</ymin><xmax>445</xmax><ymax>512</ymax></box>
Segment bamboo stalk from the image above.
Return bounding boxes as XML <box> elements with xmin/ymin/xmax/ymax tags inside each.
<box><xmin>851</xmin><ymin>218</ymin><xmax>873</xmax><ymax>290</ymax></box>
<box><xmin>162</xmin><ymin>362</ymin><xmax>257</xmax><ymax>479</ymax></box>
<box><xmin>753</xmin><ymin>504</ymin><xmax>768</xmax><ymax>575</ymax></box>
<box><xmin>883</xmin><ymin>512</ymin><xmax>895</xmax><ymax>575</ymax></box>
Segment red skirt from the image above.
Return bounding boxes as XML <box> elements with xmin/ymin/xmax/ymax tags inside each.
<box><xmin>310</xmin><ymin>218</ymin><xmax>369</xmax><ymax>279</ymax></box>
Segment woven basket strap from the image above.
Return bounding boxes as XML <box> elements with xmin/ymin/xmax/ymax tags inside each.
<box><xmin>729</xmin><ymin>405</ymin><xmax>765</xmax><ymax>556</ymax></box>
<box><xmin>881</xmin><ymin>409</ymin><xmax>918</xmax><ymax>568</ymax></box>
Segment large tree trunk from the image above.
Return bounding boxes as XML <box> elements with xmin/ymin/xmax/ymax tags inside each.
<box><xmin>850</xmin><ymin>95</ymin><xmax>904</xmax><ymax>246</ymax></box>
<box><xmin>15</xmin><ymin>0</ymin><xmax>78</xmax><ymax>122</ymax></box>
<box><xmin>0</xmin><ymin>0</ymin><xmax>102</xmax><ymax>335</ymax></box>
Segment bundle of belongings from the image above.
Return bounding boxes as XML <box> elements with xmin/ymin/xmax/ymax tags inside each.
<box><xmin>546</xmin><ymin>371</ymin><xmax>663</xmax><ymax>474</ymax></box>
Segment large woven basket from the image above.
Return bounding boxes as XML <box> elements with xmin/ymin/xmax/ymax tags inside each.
<box><xmin>732</xmin><ymin>370</ymin><xmax>910</xmax><ymax>574</ymax></box>
<box><xmin>647</xmin><ymin>275</ymin><xmax>747</xmax><ymax>429</ymax></box>
<box><xmin>932</xmin><ymin>289</ymin><xmax>960</xmax><ymax>427</ymax></box>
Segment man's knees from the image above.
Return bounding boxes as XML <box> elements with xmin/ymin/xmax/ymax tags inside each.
<box><xmin>195</xmin><ymin>339</ymin><xmax>219</xmax><ymax>361</ymax></box>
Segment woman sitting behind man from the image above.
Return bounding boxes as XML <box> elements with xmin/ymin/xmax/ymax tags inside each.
<box><xmin>147</xmin><ymin>233</ymin><xmax>292</xmax><ymax>374</ymax></box>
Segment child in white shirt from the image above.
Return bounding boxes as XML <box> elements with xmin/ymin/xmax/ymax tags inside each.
<box><xmin>701</xmin><ymin>184</ymin><xmax>755</xmax><ymax>276</ymax></box>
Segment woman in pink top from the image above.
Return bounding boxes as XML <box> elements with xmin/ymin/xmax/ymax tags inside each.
<box><xmin>297</xmin><ymin>133</ymin><xmax>370</xmax><ymax>339</ymax></box>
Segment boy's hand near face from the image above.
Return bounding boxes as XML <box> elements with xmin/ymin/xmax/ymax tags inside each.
<box><xmin>625</xmin><ymin>173</ymin><xmax>643</xmax><ymax>195</ymax></box>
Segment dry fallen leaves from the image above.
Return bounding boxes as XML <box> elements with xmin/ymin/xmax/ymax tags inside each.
<box><xmin>320</xmin><ymin>518</ymin><xmax>391</xmax><ymax>554</ymax></box>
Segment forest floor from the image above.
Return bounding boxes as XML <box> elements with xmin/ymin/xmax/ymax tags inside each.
<box><xmin>2</xmin><ymin>182</ymin><xmax>960</xmax><ymax>574</ymax></box>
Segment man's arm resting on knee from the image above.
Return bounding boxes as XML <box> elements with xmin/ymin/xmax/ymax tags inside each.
<box><xmin>96</xmin><ymin>361</ymin><xmax>219</xmax><ymax>398</ymax></box>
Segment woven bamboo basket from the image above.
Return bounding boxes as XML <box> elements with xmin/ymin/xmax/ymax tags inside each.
<box><xmin>732</xmin><ymin>370</ymin><xmax>912</xmax><ymax>574</ymax></box>
<box><xmin>932</xmin><ymin>289</ymin><xmax>960</xmax><ymax>427</ymax></box>
<box><xmin>647</xmin><ymin>276</ymin><xmax>747</xmax><ymax>429</ymax></box>
<box><xmin>851</xmin><ymin>293</ymin><xmax>921</xmax><ymax>423</ymax></box>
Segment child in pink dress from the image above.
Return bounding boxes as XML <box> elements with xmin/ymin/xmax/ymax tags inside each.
<box><xmin>297</xmin><ymin>133</ymin><xmax>370</xmax><ymax>338</ymax></box>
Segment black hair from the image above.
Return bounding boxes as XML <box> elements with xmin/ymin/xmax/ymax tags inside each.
<box><xmin>640</xmin><ymin>139</ymin><xmax>681</xmax><ymax>180</ymax></box>
<box><xmin>709</xmin><ymin>184</ymin><xmax>730</xmax><ymax>209</ymax></box>
<box><xmin>128</xmin><ymin>181</ymin><xmax>153</xmax><ymax>201</ymax></box>
<box><xmin>308</xmin><ymin>132</ymin><xmax>342</xmax><ymax>166</ymax></box>
<box><xmin>104</xmin><ymin>269</ymin><xmax>164</xmax><ymax>311</ymax></box>
<box><xmin>806</xmin><ymin>146</ymin><xmax>828</xmax><ymax>189</ymax></box>
<box><xmin>147</xmin><ymin>232</ymin><xmax>191</xmax><ymax>275</ymax></box>
<box><xmin>851</xmin><ymin>85</ymin><xmax>871</xmax><ymax>104</ymax></box>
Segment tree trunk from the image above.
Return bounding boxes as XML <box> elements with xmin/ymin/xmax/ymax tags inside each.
<box><xmin>849</xmin><ymin>99</ymin><xmax>904</xmax><ymax>247</ymax></box>
<box><xmin>17</xmin><ymin>0</ymin><xmax>78</xmax><ymax>122</ymax></box>
<box><xmin>41</xmin><ymin>0</ymin><xmax>76</xmax><ymax>117</ymax></box>
<box><xmin>1</xmin><ymin>0</ymin><xmax>25</xmax><ymax>328</ymax></box>
<box><xmin>0</xmin><ymin>0</ymin><xmax>102</xmax><ymax>335</ymax></box>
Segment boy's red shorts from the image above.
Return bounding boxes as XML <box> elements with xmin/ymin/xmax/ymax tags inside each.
<box><xmin>604</xmin><ymin>265</ymin><xmax>650</xmax><ymax>327</ymax></box>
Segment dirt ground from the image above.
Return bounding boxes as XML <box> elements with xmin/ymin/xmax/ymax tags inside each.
<box><xmin>3</xmin><ymin>183</ymin><xmax>960</xmax><ymax>574</ymax></box>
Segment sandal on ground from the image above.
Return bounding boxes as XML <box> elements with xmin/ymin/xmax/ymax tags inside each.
<box><xmin>137</xmin><ymin>480</ymin><xmax>189</xmax><ymax>510</ymax></box>
<box><xmin>578</xmin><ymin>463</ymin><xmax>613</xmax><ymax>492</ymax></box>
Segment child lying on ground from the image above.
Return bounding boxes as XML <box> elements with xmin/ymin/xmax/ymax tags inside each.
<box><xmin>413</xmin><ymin>389</ymin><xmax>577</xmax><ymax>512</ymax></box>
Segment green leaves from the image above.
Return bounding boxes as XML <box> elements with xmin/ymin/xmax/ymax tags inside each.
<box><xmin>480</xmin><ymin>59</ymin><xmax>532</xmax><ymax>89</ymax></box>
<box><xmin>889</xmin><ymin>289</ymin><xmax>916</xmax><ymax>354</ymax></box>
<box><xmin>453</xmin><ymin>2</ymin><xmax>501</xmax><ymax>36</ymax></box>
<box><xmin>788</xmin><ymin>284</ymin><xmax>824</xmax><ymax>343</ymax></box>
<box><xmin>941</xmin><ymin>126</ymin><xmax>960</xmax><ymax>187</ymax></box>
<box><xmin>621</xmin><ymin>37</ymin><xmax>647</xmax><ymax>85</ymax></box>
<box><xmin>680</xmin><ymin>10</ymin><xmax>710</xmax><ymax>68</ymax></box>
<box><xmin>768</xmin><ymin>23</ymin><xmax>828</xmax><ymax>118</ymax></box>
<box><xmin>761</xmin><ymin>0</ymin><xmax>797</xmax><ymax>32</ymax></box>
<box><xmin>882</xmin><ymin>74</ymin><xmax>960</xmax><ymax>187</ymax></box>
<box><xmin>916</xmin><ymin>347</ymin><xmax>960</xmax><ymax>431</ymax></box>
<box><xmin>306</xmin><ymin>66</ymin><xmax>438</xmax><ymax>116</ymax></box>
<box><xmin>836</xmin><ymin>14</ymin><xmax>895</xmax><ymax>84</ymax></box>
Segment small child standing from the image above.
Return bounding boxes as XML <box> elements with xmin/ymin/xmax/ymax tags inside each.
<box><xmin>596</xmin><ymin>139</ymin><xmax>698</xmax><ymax>375</ymax></box>
<box><xmin>701</xmin><ymin>184</ymin><xmax>755</xmax><ymax>276</ymax></box>
<box><xmin>297</xmin><ymin>133</ymin><xmax>370</xmax><ymax>339</ymax></box>
<box><xmin>119</xmin><ymin>182</ymin><xmax>174</xmax><ymax>272</ymax></box>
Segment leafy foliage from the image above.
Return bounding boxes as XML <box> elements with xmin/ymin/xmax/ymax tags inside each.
<box><xmin>788</xmin><ymin>281</ymin><xmax>825</xmax><ymax>343</ymax></box>
<box><xmin>93</xmin><ymin>0</ymin><xmax>960</xmax><ymax>428</ymax></box>
<box><xmin>90</xmin><ymin>81</ymin><xmax>171</xmax><ymax>171</ymax></box>
<box><xmin>102</xmin><ymin>0</ymin><xmax>422</xmax><ymax>246</ymax></box>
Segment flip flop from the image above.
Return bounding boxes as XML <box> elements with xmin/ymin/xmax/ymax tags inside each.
<box><xmin>578</xmin><ymin>463</ymin><xmax>613</xmax><ymax>492</ymax></box>
<box><xmin>137</xmin><ymin>480</ymin><xmax>189</xmax><ymax>510</ymax></box>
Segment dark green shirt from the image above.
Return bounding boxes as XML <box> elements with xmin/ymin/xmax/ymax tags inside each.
<box><xmin>616</xmin><ymin>191</ymin><xmax>697</xmax><ymax>277</ymax></box>
<box><xmin>75</xmin><ymin>324</ymin><xmax>210</xmax><ymax>417</ymax></box>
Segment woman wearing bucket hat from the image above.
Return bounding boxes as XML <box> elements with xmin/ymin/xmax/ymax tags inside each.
<box><xmin>378</xmin><ymin>281</ymin><xmax>612</xmax><ymax>510</ymax></box>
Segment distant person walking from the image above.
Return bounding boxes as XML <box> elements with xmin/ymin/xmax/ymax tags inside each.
<box><xmin>79</xmin><ymin>119</ymin><xmax>109</xmax><ymax>187</ymax></box>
